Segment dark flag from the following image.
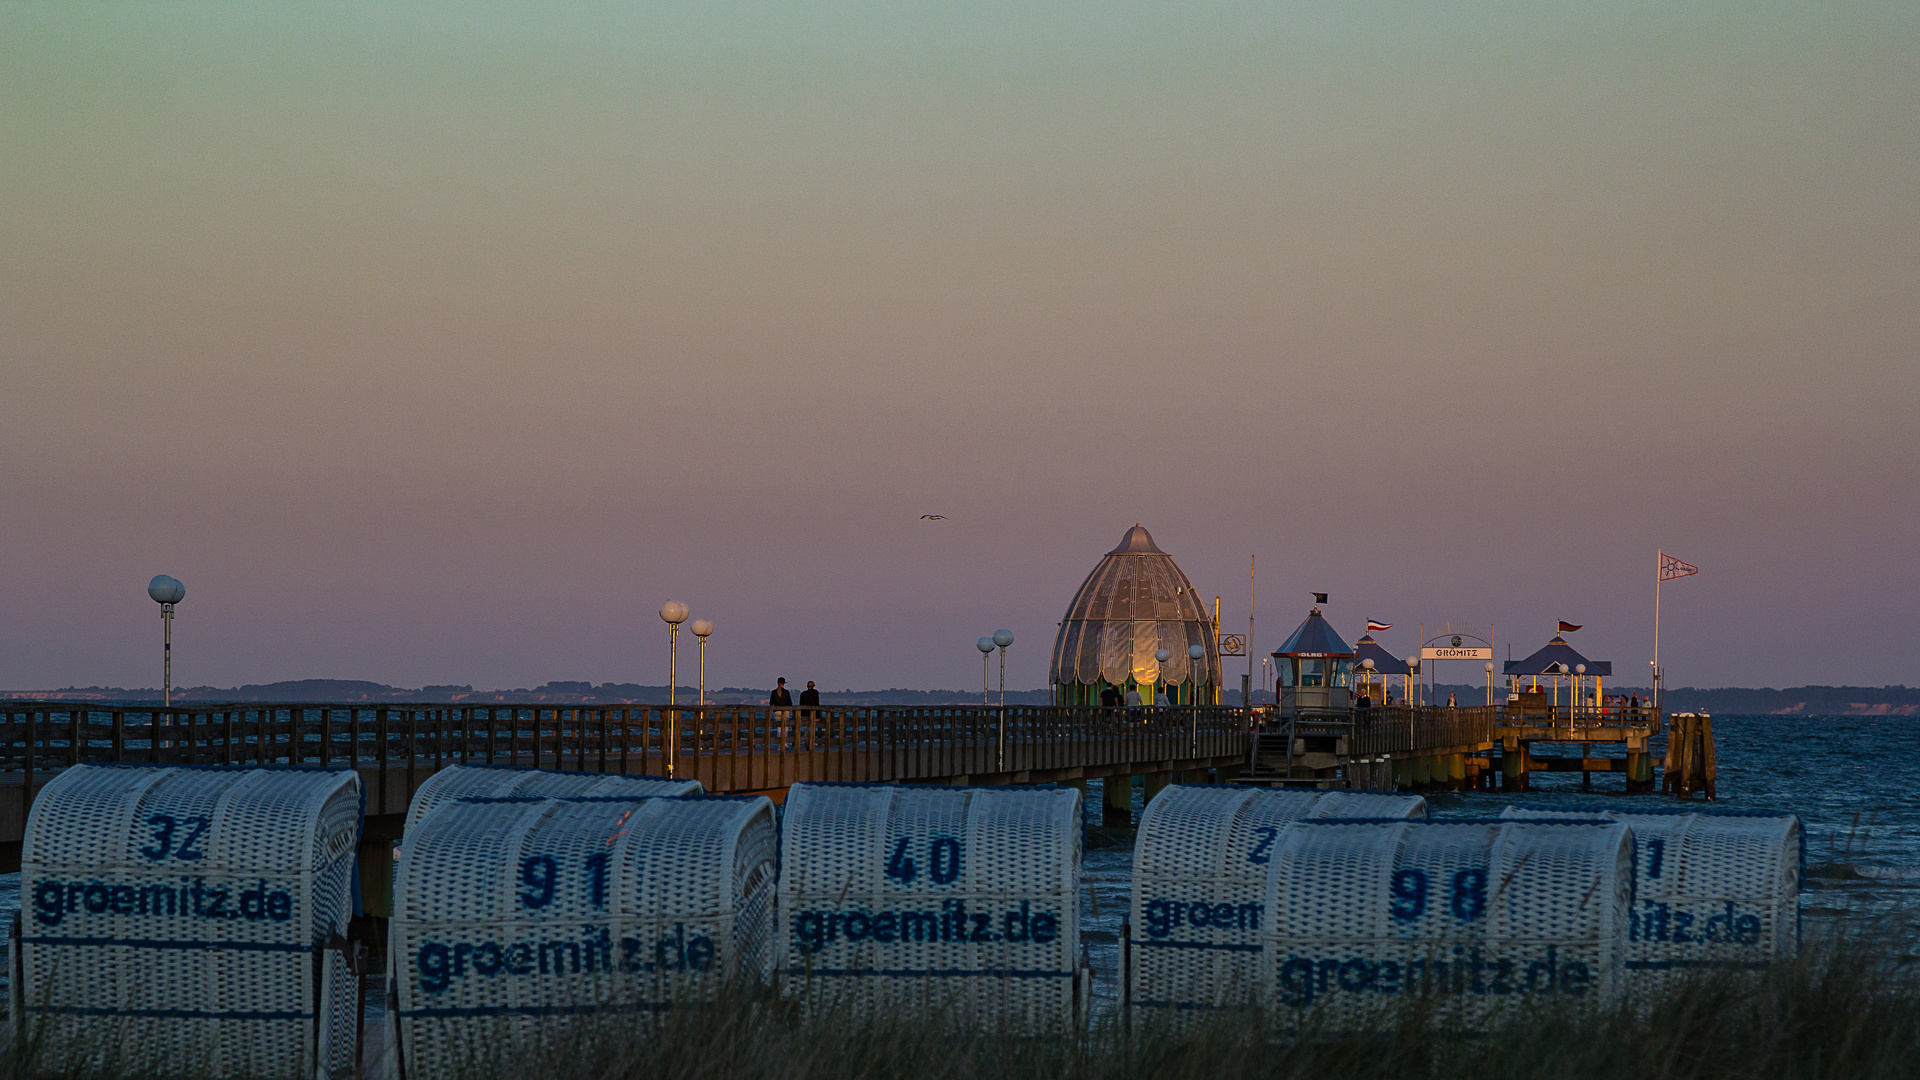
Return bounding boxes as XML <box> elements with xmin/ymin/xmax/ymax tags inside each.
<box><xmin>1558</xmin><ymin>620</ymin><xmax>1582</xmax><ymax>633</ymax></box>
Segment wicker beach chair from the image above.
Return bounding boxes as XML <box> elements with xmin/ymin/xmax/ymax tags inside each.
<box><xmin>1264</xmin><ymin>817</ymin><xmax>1634</xmax><ymax>1030</ymax></box>
<box><xmin>14</xmin><ymin>764</ymin><xmax>363</xmax><ymax>1078</ymax></box>
<box><xmin>403</xmin><ymin>764</ymin><xmax>702</xmax><ymax>831</ymax></box>
<box><xmin>777</xmin><ymin>782</ymin><xmax>1084</xmax><ymax>1033</ymax></box>
<box><xmin>389</xmin><ymin>793</ymin><xmax>776</xmax><ymax>1080</ymax></box>
<box><xmin>1501</xmin><ymin>805</ymin><xmax>1801</xmax><ymax>987</ymax></box>
<box><xmin>1129</xmin><ymin>786</ymin><xmax>1426</xmax><ymax>1021</ymax></box>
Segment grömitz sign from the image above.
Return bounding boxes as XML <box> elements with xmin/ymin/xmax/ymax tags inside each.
<box><xmin>777</xmin><ymin>782</ymin><xmax>1085</xmax><ymax>1033</ymax></box>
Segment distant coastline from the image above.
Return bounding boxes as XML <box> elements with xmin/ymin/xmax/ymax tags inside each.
<box><xmin>4</xmin><ymin>679</ymin><xmax>1917</xmax><ymax>716</ymax></box>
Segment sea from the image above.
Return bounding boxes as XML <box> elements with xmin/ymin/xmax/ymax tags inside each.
<box><xmin>1078</xmin><ymin>714</ymin><xmax>1920</xmax><ymax>1009</ymax></box>
<box><xmin>2</xmin><ymin>714</ymin><xmax>1915</xmax><ymax>1019</ymax></box>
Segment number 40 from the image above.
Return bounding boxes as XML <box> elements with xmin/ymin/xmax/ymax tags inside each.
<box><xmin>885</xmin><ymin>837</ymin><xmax>962</xmax><ymax>885</ymax></box>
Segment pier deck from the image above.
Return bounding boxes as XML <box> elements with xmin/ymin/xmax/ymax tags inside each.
<box><xmin>0</xmin><ymin>698</ymin><xmax>1668</xmax><ymax>864</ymax></box>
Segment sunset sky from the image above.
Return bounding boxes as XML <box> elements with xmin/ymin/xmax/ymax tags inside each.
<box><xmin>4</xmin><ymin>0</ymin><xmax>1915</xmax><ymax>693</ymax></box>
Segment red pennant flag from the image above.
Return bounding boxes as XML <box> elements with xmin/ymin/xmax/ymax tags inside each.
<box><xmin>1558</xmin><ymin>621</ymin><xmax>1582</xmax><ymax>633</ymax></box>
<box><xmin>1659</xmin><ymin>551</ymin><xmax>1699</xmax><ymax>582</ymax></box>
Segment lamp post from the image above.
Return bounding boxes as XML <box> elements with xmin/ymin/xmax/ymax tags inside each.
<box><xmin>1484</xmin><ymin>661</ymin><xmax>1495</xmax><ymax>707</ymax></box>
<box><xmin>147</xmin><ymin>575</ymin><xmax>185</xmax><ymax>708</ymax></box>
<box><xmin>1188</xmin><ymin>644</ymin><xmax>1206</xmax><ymax>751</ymax></box>
<box><xmin>660</xmin><ymin>601</ymin><xmax>690</xmax><ymax>705</ymax></box>
<box><xmin>1154</xmin><ymin>648</ymin><xmax>1171</xmax><ymax>707</ymax></box>
<box><xmin>1188</xmin><ymin>644</ymin><xmax>1206</xmax><ymax>706</ymax></box>
<box><xmin>992</xmin><ymin>629</ymin><xmax>1014</xmax><ymax>769</ymax></box>
<box><xmin>660</xmin><ymin>601</ymin><xmax>690</xmax><ymax>778</ymax></box>
<box><xmin>1409</xmin><ymin>659</ymin><xmax>1420</xmax><ymax>707</ymax></box>
<box><xmin>691</xmin><ymin>619</ymin><xmax>714</xmax><ymax>706</ymax></box>
<box><xmin>977</xmin><ymin>637</ymin><xmax>995</xmax><ymax>706</ymax></box>
<box><xmin>1575</xmin><ymin>663</ymin><xmax>1587</xmax><ymax>718</ymax></box>
<box><xmin>993</xmin><ymin>629</ymin><xmax>1014</xmax><ymax>708</ymax></box>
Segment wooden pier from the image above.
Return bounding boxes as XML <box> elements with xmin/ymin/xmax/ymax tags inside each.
<box><xmin>1247</xmin><ymin>700</ymin><xmax>1666</xmax><ymax>793</ymax></box>
<box><xmin>0</xmin><ymin>697</ymin><xmax>1690</xmax><ymax>913</ymax></box>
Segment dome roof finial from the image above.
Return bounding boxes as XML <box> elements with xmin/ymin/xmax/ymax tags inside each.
<box><xmin>1108</xmin><ymin>524</ymin><xmax>1165</xmax><ymax>555</ymax></box>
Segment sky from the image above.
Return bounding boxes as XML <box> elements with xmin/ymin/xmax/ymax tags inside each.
<box><xmin>3</xmin><ymin>0</ymin><xmax>1916</xmax><ymax>694</ymax></box>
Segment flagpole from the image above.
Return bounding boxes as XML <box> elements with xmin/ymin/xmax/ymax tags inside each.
<box><xmin>1653</xmin><ymin>548</ymin><xmax>1662</xmax><ymax>704</ymax></box>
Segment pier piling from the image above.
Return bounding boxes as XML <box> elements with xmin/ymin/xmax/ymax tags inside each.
<box><xmin>1501</xmin><ymin>737</ymin><xmax>1530</xmax><ymax>791</ymax></box>
<box><xmin>1143</xmin><ymin>771</ymin><xmax>1172</xmax><ymax>805</ymax></box>
<box><xmin>1103</xmin><ymin>774</ymin><xmax>1134</xmax><ymax>826</ymax></box>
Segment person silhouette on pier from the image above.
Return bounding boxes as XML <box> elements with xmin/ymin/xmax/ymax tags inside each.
<box><xmin>770</xmin><ymin>678</ymin><xmax>793</xmax><ymax>744</ymax></box>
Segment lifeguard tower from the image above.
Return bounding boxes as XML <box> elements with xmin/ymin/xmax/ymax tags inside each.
<box><xmin>1247</xmin><ymin>597</ymin><xmax>1362</xmax><ymax>786</ymax></box>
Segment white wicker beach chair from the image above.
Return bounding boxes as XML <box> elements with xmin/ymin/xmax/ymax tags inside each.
<box><xmin>777</xmin><ymin>782</ymin><xmax>1083</xmax><ymax>1033</ymax></box>
<box><xmin>1500</xmin><ymin>805</ymin><xmax>1801</xmax><ymax>987</ymax></box>
<box><xmin>1129</xmin><ymin>787</ymin><xmax>1426</xmax><ymax>1021</ymax></box>
<box><xmin>403</xmin><ymin>765</ymin><xmax>702</xmax><ymax>831</ymax></box>
<box><xmin>13</xmin><ymin>764</ymin><xmax>363</xmax><ymax>1079</ymax></box>
<box><xmin>1265</xmin><ymin>818</ymin><xmax>1634</xmax><ymax>1030</ymax></box>
<box><xmin>389</xmin><ymin>793</ymin><xmax>776</xmax><ymax>1080</ymax></box>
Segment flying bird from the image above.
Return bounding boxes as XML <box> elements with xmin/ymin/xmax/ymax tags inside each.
<box><xmin>920</xmin><ymin>514</ymin><xmax>948</xmax><ymax>520</ymax></box>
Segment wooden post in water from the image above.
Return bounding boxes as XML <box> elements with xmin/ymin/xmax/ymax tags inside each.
<box><xmin>1500</xmin><ymin>736</ymin><xmax>1529</xmax><ymax>791</ymax></box>
<box><xmin>1664</xmin><ymin>712</ymin><xmax>1717</xmax><ymax>799</ymax></box>
<box><xmin>1625</xmin><ymin>732</ymin><xmax>1652</xmax><ymax>793</ymax></box>
<box><xmin>1102</xmin><ymin>774</ymin><xmax>1133</xmax><ymax>827</ymax></box>
<box><xmin>1142</xmin><ymin>771</ymin><xmax>1171</xmax><ymax>806</ymax></box>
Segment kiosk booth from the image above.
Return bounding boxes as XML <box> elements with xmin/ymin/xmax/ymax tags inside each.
<box><xmin>14</xmin><ymin>764</ymin><xmax>364</xmax><ymax>1078</ymax></box>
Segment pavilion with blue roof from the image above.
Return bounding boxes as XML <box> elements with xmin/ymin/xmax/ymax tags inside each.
<box><xmin>1504</xmin><ymin>633</ymin><xmax>1612</xmax><ymax>707</ymax></box>
<box><xmin>1352</xmin><ymin>632</ymin><xmax>1409</xmax><ymax>705</ymax></box>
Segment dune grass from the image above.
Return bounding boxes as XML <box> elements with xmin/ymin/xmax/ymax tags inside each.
<box><xmin>10</xmin><ymin>925</ymin><xmax>1920</xmax><ymax>1079</ymax></box>
<box><xmin>409</xmin><ymin>924</ymin><xmax>1920</xmax><ymax>1080</ymax></box>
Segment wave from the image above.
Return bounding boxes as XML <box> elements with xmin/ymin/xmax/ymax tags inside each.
<box><xmin>1807</xmin><ymin>862</ymin><xmax>1920</xmax><ymax>882</ymax></box>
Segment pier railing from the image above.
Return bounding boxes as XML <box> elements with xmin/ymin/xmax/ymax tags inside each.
<box><xmin>1350</xmin><ymin>705</ymin><xmax>1497</xmax><ymax>757</ymax></box>
<box><xmin>0</xmin><ymin>702</ymin><xmax>1252</xmax><ymax>814</ymax></box>
<box><xmin>1495</xmin><ymin>702</ymin><xmax>1662</xmax><ymax>735</ymax></box>
<box><xmin>1340</xmin><ymin>702</ymin><xmax>1658</xmax><ymax>757</ymax></box>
